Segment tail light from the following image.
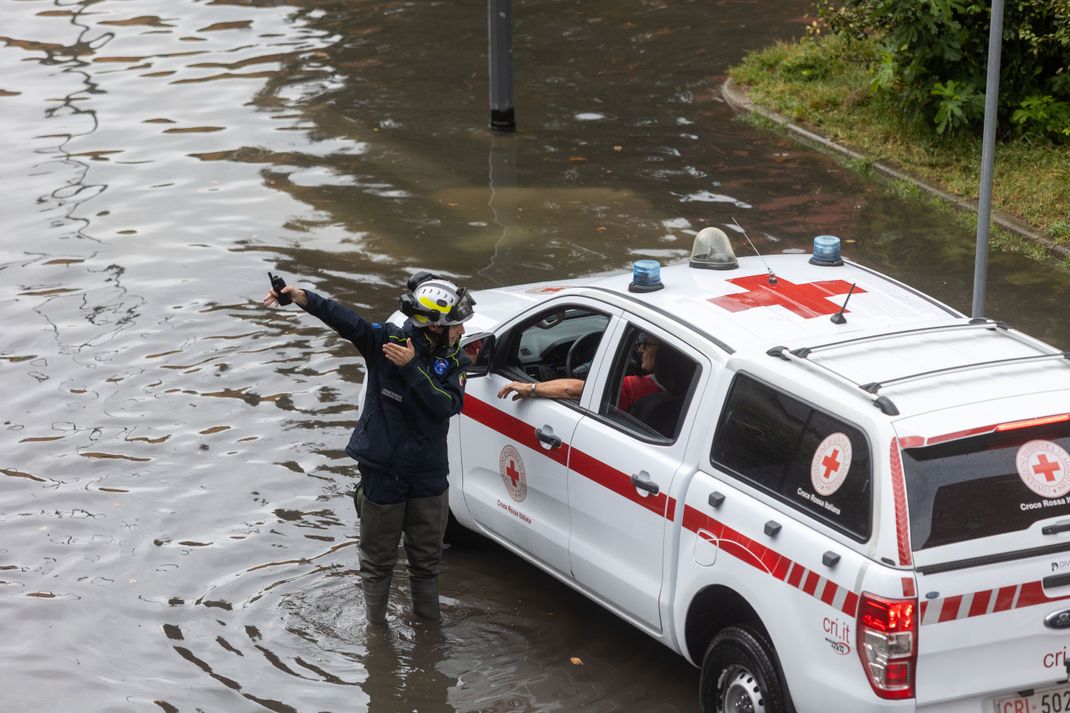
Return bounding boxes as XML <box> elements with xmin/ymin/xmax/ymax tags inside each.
<box><xmin>857</xmin><ymin>592</ymin><xmax>917</xmax><ymax>699</ymax></box>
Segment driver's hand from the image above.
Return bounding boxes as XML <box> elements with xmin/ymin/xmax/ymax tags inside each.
<box><xmin>497</xmin><ymin>381</ymin><xmax>529</xmax><ymax>401</ymax></box>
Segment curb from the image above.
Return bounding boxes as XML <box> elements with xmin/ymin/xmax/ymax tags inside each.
<box><xmin>722</xmin><ymin>78</ymin><xmax>1069</xmax><ymax>261</ymax></box>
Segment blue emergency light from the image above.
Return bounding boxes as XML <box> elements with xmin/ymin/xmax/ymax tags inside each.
<box><xmin>629</xmin><ymin>259</ymin><xmax>664</xmax><ymax>293</ymax></box>
<box><xmin>810</xmin><ymin>235</ymin><xmax>844</xmax><ymax>266</ymax></box>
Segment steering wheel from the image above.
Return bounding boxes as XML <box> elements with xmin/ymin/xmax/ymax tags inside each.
<box><xmin>565</xmin><ymin>332</ymin><xmax>601</xmax><ymax>379</ymax></box>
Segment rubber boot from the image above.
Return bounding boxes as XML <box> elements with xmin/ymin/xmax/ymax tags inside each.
<box><xmin>403</xmin><ymin>491</ymin><xmax>450</xmax><ymax>620</ymax></box>
<box><xmin>410</xmin><ymin>578</ymin><xmax>440</xmax><ymax>620</ymax></box>
<box><xmin>361</xmin><ymin>578</ymin><xmax>391</xmax><ymax>625</ymax></box>
<box><xmin>358</xmin><ymin>492</ymin><xmax>405</xmax><ymax>624</ymax></box>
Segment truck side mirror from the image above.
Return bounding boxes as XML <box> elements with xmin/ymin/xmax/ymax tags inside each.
<box><xmin>461</xmin><ymin>333</ymin><xmax>495</xmax><ymax>377</ymax></box>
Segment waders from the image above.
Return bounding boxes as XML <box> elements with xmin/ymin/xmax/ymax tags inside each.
<box><xmin>356</xmin><ymin>489</ymin><xmax>449</xmax><ymax>622</ymax></box>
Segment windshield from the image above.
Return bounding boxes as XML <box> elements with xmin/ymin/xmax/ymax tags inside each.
<box><xmin>901</xmin><ymin>418</ymin><xmax>1070</xmax><ymax>549</ymax></box>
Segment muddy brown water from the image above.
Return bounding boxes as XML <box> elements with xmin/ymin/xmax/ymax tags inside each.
<box><xmin>2</xmin><ymin>1</ymin><xmax>1068</xmax><ymax>711</ymax></box>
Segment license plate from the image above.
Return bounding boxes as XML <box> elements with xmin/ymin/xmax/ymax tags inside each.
<box><xmin>995</xmin><ymin>683</ymin><xmax>1070</xmax><ymax>713</ymax></box>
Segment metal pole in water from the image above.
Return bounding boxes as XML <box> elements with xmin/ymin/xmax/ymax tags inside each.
<box><xmin>488</xmin><ymin>0</ymin><xmax>516</xmax><ymax>132</ymax></box>
<box><xmin>971</xmin><ymin>0</ymin><xmax>1005</xmax><ymax>319</ymax></box>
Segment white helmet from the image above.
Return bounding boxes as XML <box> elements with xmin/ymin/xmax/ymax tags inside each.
<box><xmin>400</xmin><ymin>275</ymin><xmax>476</xmax><ymax>326</ymax></box>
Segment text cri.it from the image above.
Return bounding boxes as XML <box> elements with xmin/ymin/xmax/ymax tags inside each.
<box><xmin>823</xmin><ymin>616</ymin><xmax>851</xmax><ymax>643</ymax></box>
<box><xmin>1044</xmin><ymin>645</ymin><xmax>1069</xmax><ymax>669</ymax></box>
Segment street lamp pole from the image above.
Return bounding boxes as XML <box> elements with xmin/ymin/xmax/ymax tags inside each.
<box><xmin>971</xmin><ymin>0</ymin><xmax>1005</xmax><ymax>319</ymax></box>
<box><xmin>488</xmin><ymin>0</ymin><xmax>516</xmax><ymax>132</ymax></box>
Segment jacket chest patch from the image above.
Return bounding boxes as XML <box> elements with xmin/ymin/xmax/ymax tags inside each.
<box><xmin>381</xmin><ymin>387</ymin><xmax>404</xmax><ymax>403</ymax></box>
<box><xmin>433</xmin><ymin>358</ymin><xmax>449</xmax><ymax>376</ymax></box>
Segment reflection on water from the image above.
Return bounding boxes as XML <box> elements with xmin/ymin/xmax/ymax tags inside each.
<box><xmin>1</xmin><ymin>0</ymin><xmax>1067</xmax><ymax>711</ymax></box>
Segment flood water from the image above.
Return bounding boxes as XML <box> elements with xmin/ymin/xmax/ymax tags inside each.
<box><xmin>2</xmin><ymin>1</ymin><xmax>1068</xmax><ymax>711</ymax></box>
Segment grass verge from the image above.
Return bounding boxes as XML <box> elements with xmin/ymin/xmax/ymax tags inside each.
<box><xmin>728</xmin><ymin>34</ymin><xmax>1070</xmax><ymax>253</ymax></box>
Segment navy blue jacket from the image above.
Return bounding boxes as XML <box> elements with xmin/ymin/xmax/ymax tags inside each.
<box><xmin>301</xmin><ymin>290</ymin><xmax>469</xmax><ymax>477</ymax></box>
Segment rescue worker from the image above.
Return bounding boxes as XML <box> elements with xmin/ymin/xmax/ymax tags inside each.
<box><xmin>498</xmin><ymin>334</ymin><xmax>663</xmax><ymax>411</ymax></box>
<box><xmin>263</xmin><ymin>273</ymin><xmax>474</xmax><ymax>623</ymax></box>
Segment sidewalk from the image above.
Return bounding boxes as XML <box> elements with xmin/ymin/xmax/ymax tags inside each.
<box><xmin>722</xmin><ymin>78</ymin><xmax>1070</xmax><ymax>260</ymax></box>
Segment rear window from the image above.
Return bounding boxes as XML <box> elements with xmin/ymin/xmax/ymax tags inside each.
<box><xmin>902</xmin><ymin>418</ymin><xmax>1070</xmax><ymax>549</ymax></box>
<box><xmin>711</xmin><ymin>374</ymin><xmax>872</xmax><ymax>540</ymax></box>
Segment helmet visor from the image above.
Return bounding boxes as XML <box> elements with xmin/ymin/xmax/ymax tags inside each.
<box><xmin>440</xmin><ymin>289</ymin><xmax>476</xmax><ymax>325</ymax></box>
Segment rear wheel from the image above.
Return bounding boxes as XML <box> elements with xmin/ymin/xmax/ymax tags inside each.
<box><xmin>699</xmin><ymin>626</ymin><xmax>786</xmax><ymax>713</ymax></box>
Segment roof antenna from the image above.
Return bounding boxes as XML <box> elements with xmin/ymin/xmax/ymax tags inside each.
<box><xmin>731</xmin><ymin>217</ymin><xmax>777</xmax><ymax>285</ymax></box>
<box><xmin>830</xmin><ymin>283</ymin><xmax>857</xmax><ymax>324</ymax></box>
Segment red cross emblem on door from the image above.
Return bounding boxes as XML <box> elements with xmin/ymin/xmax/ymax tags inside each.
<box><xmin>499</xmin><ymin>445</ymin><xmax>527</xmax><ymax>502</ymax></box>
<box><xmin>709</xmin><ymin>275</ymin><xmax>865</xmax><ymax>319</ymax></box>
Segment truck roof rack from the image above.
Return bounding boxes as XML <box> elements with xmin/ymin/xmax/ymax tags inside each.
<box><xmin>789</xmin><ymin>320</ymin><xmax>1011</xmax><ymax>359</ymax></box>
<box><xmin>767</xmin><ymin>319</ymin><xmax>1070</xmax><ymax>417</ymax></box>
<box><xmin>859</xmin><ymin>352</ymin><xmax>1069</xmax><ymax>394</ymax></box>
<box><xmin>766</xmin><ymin>345</ymin><xmax>902</xmax><ymax>416</ymax></box>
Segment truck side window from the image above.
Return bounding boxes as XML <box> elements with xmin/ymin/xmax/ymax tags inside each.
<box><xmin>711</xmin><ymin>374</ymin><xmax>872</xmax><ymax>540</ymax></box>
<box><xmin>599</xmin><ymin>326</ymin><xmax>698</xmax><ymax>442</ymax></box>
<box><xmin>501</xmin><ymin>306</ymin><xmax>609</xmax><ymax>383</ymax></box>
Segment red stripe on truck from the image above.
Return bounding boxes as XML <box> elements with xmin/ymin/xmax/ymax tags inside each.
<box><xmin>922</xmin><ymin>582</ymin><xmax>1070</xmax><ymax>626</ymax></box>
<box><xmin>842</xmin><ymin>591</ymin><xmax>859</xmax><ymax>617</ymax></box>
<box><xmin>463</xmin><ymin>395</ymin><xmax>862</xmax><ymax>617</ymax></box>
<box><xmin>803</xmin><ymin>571</ymin><xmax>821</xmax><ymax>596</ymax></box>
<box><xmin>820</xmin><ymin>580</ymin><xmax>839</xmax><ymax>606</ymax></box>
<box><xmin>567</xmin><ymin>448</ymin><xmax>673</xmax><ymax>519</ymax></box>
<box><xmin>889</xmin><ymin>439</ymin><xmax>913</xmax><ymax>566</ymax></box>
<box><xmin>464</xmin><ymin>395</ymin><xmax>676</xmax><ymax>517</ymax></box>
<box><xmin>938</xmin><ymin>596</ymin><xmax>963</xmax><ymax>622</ymax></box>
<box><xmin>773</xmin><ymin>556</ymin><xmax>791</xmax><ymax>581</ymax></box>
<box><xmin>994</xmin><ymin>586</ymin><xmax>1018</xmax><ymax>612</ymax></box>
<box><xmin>682</xmin><ymin>506</ymin><xmax>859</xmax><ymax>616</ymax></box>
<box><xmin>967</xmin><ymin>590</ymin><xmax>991</xmax><ymax>617</ymax></box>
<box><xmin>463</xmin><ymin>395</ymin><xmax>571</xmax><ymax>466</ymax></box>
<box><xmin>466</xmin><ymin>390</ymin><xmax>1070</xmax><ymax>629</ymax></box>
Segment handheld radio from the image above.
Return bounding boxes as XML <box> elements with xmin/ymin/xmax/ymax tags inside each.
<box><xmin>268</xmin><ymin>272</ymin><xmax>292</xmax><ymax>305</ymax></box>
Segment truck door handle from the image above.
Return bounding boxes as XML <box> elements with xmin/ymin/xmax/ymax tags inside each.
<box><xmin>535</xmin><ymin>427</ymin><xmax>561</xmax><ymax>448</ymax></box>
<box><xmin>1044</xmin><ymin>572</ymin><xmax>1070</xmax><ymax>589</ymax></box>
<box><xmin>630</xmin><ymin>471</ymin><xmax>660</xmax><ymax>495</ymax></box>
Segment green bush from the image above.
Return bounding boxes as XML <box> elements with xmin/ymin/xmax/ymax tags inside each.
<box><xmin>813</xmin><ymin>0</ymin><xmax>1070</xmax><ymax>140</ymax></box>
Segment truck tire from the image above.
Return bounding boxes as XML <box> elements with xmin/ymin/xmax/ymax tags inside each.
<box><xmin>699</xmin><ymin>626</ymin><xmax>786</xmax><ymax>713</ymax></box>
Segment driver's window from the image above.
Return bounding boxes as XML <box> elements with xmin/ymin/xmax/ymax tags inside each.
<box><xmin>599</xmin><ymin>325</ymin><xmax>698</xmax><ymax>441</ymax></box>
<box><xmin>500</xmin><ymin>306</ymin><xmax>610</xmax><ymax>385</ymax></box>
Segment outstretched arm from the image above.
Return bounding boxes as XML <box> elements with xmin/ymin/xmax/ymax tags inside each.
<box><xmin>263</xmin><ymin>285</ymin><xmax>380</xmax><ymax>356</ymax></box>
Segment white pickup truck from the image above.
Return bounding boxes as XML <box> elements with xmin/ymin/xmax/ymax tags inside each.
<box><xmin>443</xmin><ymin>229</ymin><xmax>1070</xmax><ymax>713</ymax></box>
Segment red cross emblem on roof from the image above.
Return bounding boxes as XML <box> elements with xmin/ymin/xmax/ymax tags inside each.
<box><xmin>709</xmin><ymin>275</ymin><xmax>865</xmax><ymax>319</ymax></box>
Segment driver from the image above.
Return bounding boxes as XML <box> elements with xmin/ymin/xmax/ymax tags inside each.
<box><xmin>497</xmin><ymin>333</ymin><xmax>663</xmax><ymax>412</ymax></box>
